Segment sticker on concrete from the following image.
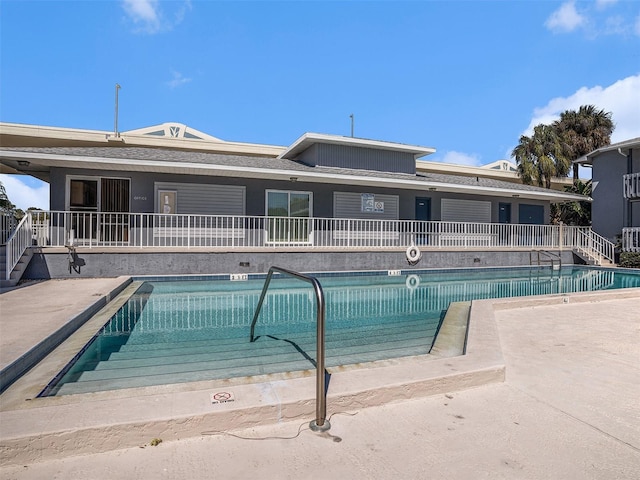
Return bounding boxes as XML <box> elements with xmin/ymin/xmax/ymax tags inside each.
<box><xmin>211</xmin><ymin>391</ymin><xmax>235</xmax><ymax>404</ymax></box>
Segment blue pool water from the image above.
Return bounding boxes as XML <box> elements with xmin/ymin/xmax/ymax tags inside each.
<box><xmin>42</xmin><ymin>266</ymin><xmax>640</xmax><ymax>396</ymax></box>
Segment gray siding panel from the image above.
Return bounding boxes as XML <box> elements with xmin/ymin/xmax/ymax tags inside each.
<box><xmin>333</xmin><ymin>192</ymin><xmax>399</xmax><ymax>220</ymax></box>
<box><xmin>441</xmin><ymin>198</ymin><xmax>491</xmax><ymax>222</ymax></box>
<box><xmin>154</xmin><ymin>182</ymin><xmax>245</xmax><ymax>215</ymax></box>
<box><xmin>298</xmin><ymin>144</ymin><xmax>415</xmax><ymax>174</ymax></box>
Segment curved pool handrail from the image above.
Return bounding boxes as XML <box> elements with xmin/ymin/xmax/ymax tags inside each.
<box><xmin>249</xmin><ymin>266</ymin><xmax>329</xmax><ymax>432</ymax></box>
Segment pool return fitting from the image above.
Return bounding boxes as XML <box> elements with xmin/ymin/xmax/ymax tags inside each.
<box><xmin>250</xmin><ymin>266</ymin><xmax>330</xmax><ymax>432</ymax></box>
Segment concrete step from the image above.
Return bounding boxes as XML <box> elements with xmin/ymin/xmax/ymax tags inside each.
<box><xmin>0</xmin><ymin>247</ymin><xmax>33</xmax><ymax>288</ymax></box>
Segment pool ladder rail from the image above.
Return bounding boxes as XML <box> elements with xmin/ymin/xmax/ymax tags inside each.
<box><xmin>530</xmin><ymin>250</ymin><xmax>562</xmax><ymax>270</ymax></box>
<box><xmin>250</xmin><ymin>266</ymin><xmax>330</xmax><ymax>432</ymax></box>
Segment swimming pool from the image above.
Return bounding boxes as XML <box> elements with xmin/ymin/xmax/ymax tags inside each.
<box><xmin>41</xmin><ymin>266</ymin><xmax>640</xmax><ymax>396</ymax></box>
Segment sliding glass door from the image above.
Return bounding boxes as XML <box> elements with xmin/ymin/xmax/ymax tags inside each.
<box><xmin>67</xmin><ymin>176</ymin><xmax>130</xmax><ymax>244</ymax></box>
<box><xmin>266</xmin><ymin>190</ymin><xmax>312</xmax><ymax>244</ymax></box>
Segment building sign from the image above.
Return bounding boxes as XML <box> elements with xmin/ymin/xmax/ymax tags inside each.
<box><xmin>158</xmin><ymin>190</ymin><xmax>177</xmax><ymax>214</ymax></box>
<box><xmin>361</xmin><ymin>193</ymin><xmax>384</xmax><ymax>213</ymax></box>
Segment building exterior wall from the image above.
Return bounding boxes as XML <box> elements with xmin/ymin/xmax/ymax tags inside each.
<box><xmin>592</xmin><ymin>146</ymin><xmax>640</xmax><ymax>241</ymax></box>
<box><xmin>297</xmin><ymin>143</ymin><xmax>416</xmax><ymax>174</ymax></box>
<box><xmin>49</xmin><ymin>167</ymin><xmax>551</xmax><ymax>224</ymax></box>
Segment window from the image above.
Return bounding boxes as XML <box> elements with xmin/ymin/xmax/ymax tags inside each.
<box><xmin>266</xmin><ymin>190</ymin><xmax>312</xmax><ymax>243</ymax></box>
<box><xmin>69</xmin><ymin>179</ymin><xmax>98</xmax><ymax>210</ymax></box>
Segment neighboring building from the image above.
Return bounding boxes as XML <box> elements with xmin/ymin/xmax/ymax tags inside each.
<box><xmin>0</xmin><ymin>123</ymin><xmax>586</xmax><ymax>229</ymax></box>
<box><xmin>416</xmin><ymin>158</ymin><xmax>575</xmax><ymax>191</ymax></box>
<box><xmin>575</xmin><ymin>137</ymin><xmax>640</xmax><ymax>251</ymax></box>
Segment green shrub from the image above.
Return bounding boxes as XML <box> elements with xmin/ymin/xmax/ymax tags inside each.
<box><xmin>619</xmin><ymin>252</ymin><xmax>640</xmax><ymax>268</ymax></box>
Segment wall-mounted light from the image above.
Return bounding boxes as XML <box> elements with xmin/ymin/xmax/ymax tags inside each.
<box><xmin>428</xmin><ymin>187</ymin><xmax>437</xmax><ymax>191</ymax></box>
<box><xmin>290</xmin><ymin>177</ymin><xmax>298</xmax><ymax>182</ymax></box>
<box><xmin>512</xmin><ymin>194</ymin><xmax>520</xmax><ymax>198</ymax></box>
<box><xmin>17</xmin><ymin>160</ymin><xmax>30</xmax><ymax>167</ymax></box>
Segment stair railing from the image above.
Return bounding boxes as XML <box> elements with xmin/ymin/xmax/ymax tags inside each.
<box><xmin>5</xmin><ymin>213</ymin><xmax>32</xmax><ymax>281</ymax></box>
<box><xmin>575</xmin><ymin>229</ymin><xmax>615</xmax><ymax>265</ymax></box>
<box><xmin>250</xmin><ymin>266</ymin><xmax>330</xmax><ymax>432</ymax></box>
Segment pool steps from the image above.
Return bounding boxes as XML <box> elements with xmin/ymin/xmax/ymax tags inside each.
<box><xmin>53</xmin><ymin>319</ymin><xmax>439</xmax><ymax>396</ymax></box>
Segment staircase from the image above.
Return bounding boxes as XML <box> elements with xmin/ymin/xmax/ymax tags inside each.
<box><xmin>1</xmin><ymin>213</ymin><xmax>35</xmax><ymax>290</ymax></box>
<box><xmin>573</xmin><ymin>246</ymin><xmax>615</xmax><ymax>266</ymax></box>
<box><xmin>0</xmin><ymin>245</ymin><xmax>33</xmax><ymax>289</ymax></box>
<box><xmin>572</xmin><ymin>229</ymin><xmax>616</xmax><ymax>266</ymax></box>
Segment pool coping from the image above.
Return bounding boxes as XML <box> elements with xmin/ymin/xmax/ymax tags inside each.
<box><xmin>0</xmin><ymin>277</ymin><xmax>132</xmax><ymax>394</ymax></box>
<box><xmin>1</xmin><ymin>280</ymin><xmax>639</xmax><ymax>465</ymax></box>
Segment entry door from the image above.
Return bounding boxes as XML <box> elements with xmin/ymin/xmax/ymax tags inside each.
<box><xmin>519</xmin><ymin>204</ymin><xmax>544</xmax><ymax>224</ymax></box>
<box><xmin>498</xmin><ymin>202</ymin><xmax>512</xmax><ymax>245</ymax></box>
<box><xmin>415</xmin><ymin>197</ymin><xmax>431</xmax><ymax>245</ymax></box>
<box><xmin>69</xmin><ymin>178</ymin><xmax>99</xmax><ymax>242</ymax></box>
<box><xmin>498</xmin><ymin>203</ymin><xmax>511</xmax><ymax>223</ymax></box>
<box><xmin>415</xmin><ymin>197</ymin><xmax>431</xmax><ymax>221</ymax></box>
<box><xmin>101</xmin><ymin>178</ymin><xmax>130</xmax><ymax>244</ymax></box>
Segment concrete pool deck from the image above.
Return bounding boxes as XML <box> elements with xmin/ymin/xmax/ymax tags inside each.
<box><xmin>0</xmin><ymin>278</ymin><xmax>639</xmax><ymax>478</ymax></box>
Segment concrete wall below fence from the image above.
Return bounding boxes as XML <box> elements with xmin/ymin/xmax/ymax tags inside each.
<box><xmin>24</xmin><ymin>249</ymin><xmax>580</xmax><ymax>279</ymax></box>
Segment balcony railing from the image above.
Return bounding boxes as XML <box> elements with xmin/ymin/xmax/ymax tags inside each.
<box><xmin>26</xmin><ymin>210</ymin><xmax>613</xmax><ymax>258</ymax></box>
<box><xmin>623</xmin><ymin>172</ymin><xmax>640</xmax><ymax>199</ymax></box>
<box><xmin>622</xmin><ymin>227</ymin><xmax>640</xmax><ymax>253</ymax></box>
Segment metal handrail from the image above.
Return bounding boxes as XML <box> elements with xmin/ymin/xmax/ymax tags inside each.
<box><xmin>249</xmin><ymin>266</ymin><xmax>330</xmax><ymax>432</ymax></box>
<box><xmin>538</xmin><ymin>250</ymin><xmax>562</xmax><ymax>270</ymax></box>
<box><xmin>5</xmin><ymin>214</ymin><xmax>32</xmax><ymax>281</ymax></box>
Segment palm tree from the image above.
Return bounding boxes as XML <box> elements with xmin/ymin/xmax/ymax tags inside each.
<box><xmin>551</xmin><ymin>179</ymin><xmax>592</xmax><ymax>226</ymax></box>
<box><xmin>512</xmin><ymin>124</ymin><xmax>569</xmax><ymax>189</ymax></box>
<box><xmin>554</xmin><ymin>105</ymin><xmax>614</xmax><ymax>183</ymax></box>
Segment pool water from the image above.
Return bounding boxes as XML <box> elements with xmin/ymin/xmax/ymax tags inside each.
<box><xmin>42</xmin><ymin>266</ymin><xmax>640</xmax><ymax>396</ymax></box>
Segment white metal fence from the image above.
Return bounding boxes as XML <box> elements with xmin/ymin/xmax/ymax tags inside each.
<box><xmin>25</xmin><ymin>210</ymin><xmax>613</xmax><ymax>258</ymax></box>
<box><xmin>1</xmin><ymin>211</ymin><xmax>619</xmax><ymax>279</ymax></box>
<box><xmin>622</xmin><ymin>227</ymin><xmax>640</xmax><ymax>253</ymax></box>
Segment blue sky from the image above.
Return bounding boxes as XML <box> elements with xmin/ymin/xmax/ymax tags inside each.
<box><xmin>1</xmin><ymin>0</ymin><xmax>639</xmax><ymax>210</ymax></box>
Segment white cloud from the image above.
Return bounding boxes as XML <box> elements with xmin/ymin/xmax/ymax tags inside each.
<box><xmin>603</xmin><ymin>15</ymin><xmax>632</xmax><ymax>36</ymax></box>
<box><xmin>436</xmin><ymin>151</ymin><xmax>483</xmax><ymax>167</ymax></box>
<box><xmin>522</xmin><ymin>74</ymin><xmax>640</xmax><ymax>143</ymax></box>
<box><xmin>545</xmin><ymin>0</ymin><xmax>639</xmax><ymax>37</ymax></box>
<box><xmin>122</xmin><ymin>0</ymin><xmax>160</xmax><ymax>34</ymax></box>
<box><xmin>167</xmin><ymin>70</ymin><xmax>192</xmax><ymax>89</ymax></box>
<box><xmin>596</xmin><ymin>0</ymin><xmax>618</xmax><ymax>10</ymax></box>
<box><xmin>121</xmin><ymin>0</ymin><xmax>191</xmax><ymax>34</ymax></box>
<box><xmin>0</xmin><ymin>175</ymin><xmax>49</xmax><ymax>211</ymax></box>
<box><xmin>545</xmin><ymin>1</ymin><xmax>586</xmax><ymax>33</ymax></box>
